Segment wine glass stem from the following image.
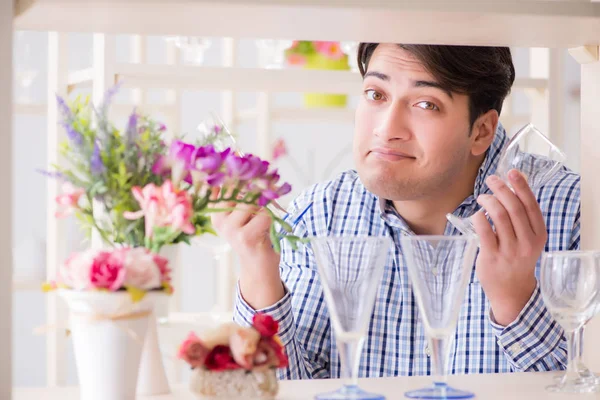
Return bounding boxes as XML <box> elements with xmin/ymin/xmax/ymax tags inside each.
<box><xmin>429</xmin><ymin>337</ymin><xmax>450</xmax><ymax>384</ymax></box>
<box><xmin>338</xmin><ymin>338</ymin><xmax>364</xmax><ymax>388</ymax></box>
<box><xmin>565</xmin><ymin>330</ymin><xmax>579</xmax><ymax>382</ymax></box>
<box><xmin>576</xmin><ymin>325</ymin><xmax>585</xmax><ymax>364</ymax></box>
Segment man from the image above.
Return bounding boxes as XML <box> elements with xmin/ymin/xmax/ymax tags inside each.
<box><xmin>212</xmin><ymin>43</ymin><xmax>580</xmax><ymax>378</ymax></box>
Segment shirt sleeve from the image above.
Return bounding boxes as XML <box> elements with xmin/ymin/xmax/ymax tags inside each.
<box><xmin>489</xmin><ymin>282</ymin><xmax>567</xmax><ymax>371</ymax></box>
<box><xmin>232</xmin><ymin>200</ymin><xmax>331</xmax><ymax>380</ymax></box>
<box><xmin>488</xmin><ymin>204</ymin><xmax>581</xmax><ymax>371</ymax></box>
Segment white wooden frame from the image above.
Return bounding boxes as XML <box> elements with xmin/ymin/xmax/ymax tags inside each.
<box><xmin>1</xmin><ymin>1</ymin><xmax>13</xmax><ymax>398</ymax></box>
<box><xmin>7</xmin><ymin>1</ymin><xmax>600</xmax><ymax>393</ymax></box>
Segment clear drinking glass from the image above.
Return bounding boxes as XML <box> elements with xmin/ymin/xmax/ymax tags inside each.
<box><xmin>255</xmin><ymin>39</ymin><xmax>294</xmax><ymax>69</ymax></box>
<box><xmin>446</xmin><ymin>123</ymin><xmax>567</xmax><ymax>236</ymax></box>
<box><xmin>554</xmin><ymin>251</ymin><xmax>600</xmax><ymax>387</ymax></box>
<box><xmin>400</xmin><ymin>235</ymin><xmax>479</xmax><ymax>399</ymax></box>
<box><xmin>311</xmin><ymin>236</ymin><xmax>392</xmax><ymax>400</ymax></box>
<box><xmin>540</xmin><ymin>251</ymin><xmax>600</xmax><ymax>393</ymax></box>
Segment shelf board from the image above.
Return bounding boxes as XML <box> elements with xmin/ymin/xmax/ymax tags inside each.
<box><xmin>114</xmin><ymin>64</ymin><xmax>548</xmax><ymax>95</ymax></box>
<box><xmin>238</xmin><ymin>106</ymin><xmax>356</xmax><ymax>123</ymax></box>
<box><xmin>15</xmin><ymin>0</ymin><xmax>600</xmax><ymax>48</ymax></box>
<box><xmin>12</xmin><ymin>279</ymin><xmax>43</xmax><ymax>291</ymax></box>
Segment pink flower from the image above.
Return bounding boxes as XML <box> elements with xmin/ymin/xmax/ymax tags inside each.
<box><xmin>153</xmin><ymin>254</ymin><xmax>171</xmax><ymax>283</ymax></box>
<box><xmin>272</xmin><ymin>138</ymin><xmax>288</xmax><ymax>161</ymax></box>
<box><xmin>59</xmin><ymin>249</ymin><xmax>98</xmax><ymax>290</ymax></box>
<box><xmin>123</xmin><ymin>180</ymin><xmax>195</xmax><ymax>239</ymax></box>
<box><xmin>55</xmin><ymin>182</ymin><xmax>85</xmax><ymax>218</ymax></box>
<box><xmin>122</xmin><ymin>247</ymin><xmax>163</xmax><ymax>290</ymax></box>
<box><xmin>89</xmin><ymin>250</ymin><xmax>127</xmax><ymax>291</ymax></box>
<box><xmin>315</xmin><ymin>41</ymin><xmax>345</xmax><ymax>60</ymax></box>
<box><xmin>178</xmin><ymin>332</ymin><xmax>210</xmax><ymax>368</ymax></box>
<box><xmin>286</xmin><ymin>53</ymin><xmax>306</xmax><ymax>66</ymax></box>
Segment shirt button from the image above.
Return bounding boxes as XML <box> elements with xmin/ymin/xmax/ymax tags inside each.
<box><xmin>425</xmin><ymin>346</ymin><xmax>431</xmax><ymax>357</ymax></box>
<box><xmin>509</xmin><ymin>343</ymin><xmax>523</xmax><ymax>354</ymax></box>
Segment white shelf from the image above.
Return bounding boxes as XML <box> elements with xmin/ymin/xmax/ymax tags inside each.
<box><xmin>11</xmin><ymin>371</ymin><xmax>586</xmax><ymax>400</ymax></box>
<box><xmin>238</xmin><ymin>106</ymin><xmax>356</xmax><ymax>123</ymax></box>
<box><xmin>113</xmin><ymin>64</ymin><xmax>547</xmax><ymax>94</ymax></box>
<box><xmin>115</xmin><ymin>65</ymin><xmax>362</xmax><ymax>94</ymax></box>
<box><xmin>14</xmin><ymin>1</ymin><xmax>600</xmax><ymax>47</ymax></box>
<box><xmin>12</xmin><ymin>279</ymin><xmax>43</xmax><ymax>291</ymax></box>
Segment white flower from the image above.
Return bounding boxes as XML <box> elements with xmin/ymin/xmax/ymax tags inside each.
<box><xmin>123</xmin><ymin>247</ymin><xmax>162</xmax><ymax>290</ymax></box>
<box><xmin>59</xmin><ymin>249</ymin><xmax>97</xmax><ymax>290</ymax></box>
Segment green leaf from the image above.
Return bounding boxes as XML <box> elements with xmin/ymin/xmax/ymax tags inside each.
<box><xmin>270</xmin><ymin>223</ymin><xmax>281</xmax><ymax>253</ymax></box>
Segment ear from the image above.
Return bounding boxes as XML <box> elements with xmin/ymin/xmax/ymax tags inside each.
<box><xmin>470</xmin><ymin>109</ymin><xmax>498</xmax><ymax>157</ymax></box>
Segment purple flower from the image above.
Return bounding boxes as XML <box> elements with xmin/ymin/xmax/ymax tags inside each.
<box><xmin>225</xmin><ymin>154</ymin><xmax>268</xmax><ymax>182</ymax></box>
<box><xmin>169</xmin><ymin>140</ymin><xmax>197</xmax><ymax>184</ymax></box>
<box><xmin>170</xmin><ymin>140</ymin><xmax>197</xmax><ymax>167</ymax></box>
<box><xmin>36</xmin><ymin>169</ymin><xmax>65</xmax><ymax>180</ymax></box>
<box><xmin>258</xmin><ymin>183</ymin><xmax>292</xmax><ymax>206</ymax></box>
<box><xmin>151</xmin><ymin>155</ymin><xmax>169</xmax><ymax>176</ymax></box>
<box><xmin>190</xmin><ymin>146</ymin><xmax>229</xmax><ymax>187</ymax></box>
<box><xmin>56</xmin><ymin>94</ymin><xmax>72</xmax><ymax>120</ymax></box>
<box><xmin>62</xmin><ymin>123</ymin><xmax>83</xmax><ymax>148</ymax></box>
<box><xmin>158</xmin><ymin>123</ymin><xmax>167</xmax><ymax>132</ymax></box>
<box><xmin>100</xmin><ymin>82</ymin><xmax>123</xmax><ymax>113</ymax></box>
<box><xmin>90</xmin><ymin>141</ymin><xmax>105</xmax><ymax>176</ymax></box>
<box><xmin>125</xmin><ymin>110</ymin><xmax>138</xmax><ymax>145</ymax></box>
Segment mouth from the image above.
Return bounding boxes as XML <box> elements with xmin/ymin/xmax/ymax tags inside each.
<box><xmin>369</xmin><ymin>147</ymin><xmax>415</xmax><ymax>162</ymax></box>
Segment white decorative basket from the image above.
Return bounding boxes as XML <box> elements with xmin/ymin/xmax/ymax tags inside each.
<box><xmin>190</xmin><ymin>368</ymin><xmax>279</xmax><ymax>399</ymax></box>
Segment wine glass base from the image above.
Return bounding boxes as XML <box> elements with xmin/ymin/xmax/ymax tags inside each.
<box><xmin>405</xmin><ymin>383</ymin><xmax>474</xmax><ymax>399</ymax></box>
<box><xmin>315</xmin><ymin>385</ymin><xmax>385</xmax><ymax>400</ymax></box>
<box><xmin>546</xmin><ymin>380</ymin><xmax>598</xmax><ymax>394</ymax></box>
<box><xmin>446</xmin><ymin>214</ymin><xmax>477</xmax><ymax>236</ymax></box>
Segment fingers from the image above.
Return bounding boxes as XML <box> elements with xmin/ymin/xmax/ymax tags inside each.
<box><xmin>472</xmin><ymin>209</ymin><xmax>498</xmax><ymax>253</ymax></box>
<box><xmin>228</xmin><ymin>204</ymin><xmax>260</xmax><ymax>228</ymax></box>
<box><xmin>476</xmin><ymin>194</ymin><xmax>517</xmax><ymax>250</ymax></box>
<box><xmin>506</xmin><ymin>169</ymin><xmax>547</xmax><ymax>236</ymax></box>
<box><xmin>485</xmin><ymin>174</ymin><xmax>535</xmax><ymax>240</ymax></box>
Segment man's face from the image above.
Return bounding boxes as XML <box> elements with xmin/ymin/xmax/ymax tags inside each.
<box><xmin>354</xmin><ymin>44</ymin><xmax>476</xmax><ymax>201</ymax></box>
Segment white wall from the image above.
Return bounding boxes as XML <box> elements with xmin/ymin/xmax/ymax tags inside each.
<box><xmin>11</xmin><ymin>34</ymin><xmax>582</xmax><ymax>386</ymax></box>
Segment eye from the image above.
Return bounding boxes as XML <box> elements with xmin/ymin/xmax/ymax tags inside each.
<box><xmin>365</xmin><ymin>89</ymin><xmax>384</xmax><ymax>102</ymax></box>
<box><xmin>415</xmin><ymin>101</ymin><xmax>439</xmax><ymax>111</ymax></box>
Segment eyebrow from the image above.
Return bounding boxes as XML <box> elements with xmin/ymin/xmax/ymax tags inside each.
<box><xmin>363</xmin><ymin>70</ymin><xmax>454</xmax><ymax>100</ymax></box>
<box><xmin>414</xmin><ymin>80</ymin><xmax>454</xmax><ymax>99</ymax></box>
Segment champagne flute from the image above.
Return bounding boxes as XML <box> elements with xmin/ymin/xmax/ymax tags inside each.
<box><xmin>311</xmin><ymin>236</ymin><xmax>391</xmax><ymax>400</ymax></box>
<box><xmin>401</xmin><ymin>235</ymin><xmax>479</xmax><ymax>399</ymax></box>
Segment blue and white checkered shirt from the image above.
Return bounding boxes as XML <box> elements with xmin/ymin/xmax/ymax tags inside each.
<box><xmin>234</xmin><ymin>123</ymin><xmax>580</xmax><ymax>379</ymax></box>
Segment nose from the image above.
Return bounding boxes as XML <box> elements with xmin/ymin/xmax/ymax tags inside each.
<box><xmin>373</xmin><ymin>104</ymin><xmax>411</xmax><ymax>142</ymax></box>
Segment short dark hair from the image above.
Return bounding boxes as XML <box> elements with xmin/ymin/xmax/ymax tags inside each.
<box><xmin>357</xmin><ymin>43</ymin><xmax>516</xmax><ymax>128</ymax></box>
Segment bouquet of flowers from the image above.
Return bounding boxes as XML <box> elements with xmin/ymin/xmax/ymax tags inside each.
<box><xmin>284</xmin><ymin>41</ymin><xmax>347</xmax><ymax>66</ymax></box>
<box><xmin>43</xmin><ymin>246</ymin><xmax>173</xmax><ymax>301</ymax></box>
<box><xmin>178</xmin><ymin>314</ymin><xmax>287</xmax><ymax>399</ymax></box>
<box><xmin>45</xmin><ymin>84</ymin><xmax>301</xmax><ymax>257</ymax></box>
<box><xmin>39</xmin><ymin>85</ymin><xmax>301</xmax><ymax>400</ymax></box>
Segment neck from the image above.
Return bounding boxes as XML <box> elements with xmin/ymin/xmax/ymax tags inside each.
<box><xmin>392</xmin><ymin>156</ymin><xmax>485</xmax><ymax>235</ymax></box>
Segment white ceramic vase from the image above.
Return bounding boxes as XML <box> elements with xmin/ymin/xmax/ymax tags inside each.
<box><xmin>60</xmin><ymin>290</ymin><xmax>163</xmax><ymax>400</ymax></box>
<box><xmin>136</xmin><ymin>244</ymin><xmax>180</xmax><ymax>396</ymax></box>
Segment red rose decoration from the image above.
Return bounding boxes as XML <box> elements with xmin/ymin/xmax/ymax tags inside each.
<box><xmin>204</xmin><ymin>345</ymin><xmax>241</xmax><ymax>371</ymax></box>
<box><xmin>252</xmin><ymin>313</ymin><xmax>279</xmax><ymax>338</ymax></box>
<box><xmin>177</xmin><ymin>332</ymin><xmax>209</xmax><ymax>368</ymax></box>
